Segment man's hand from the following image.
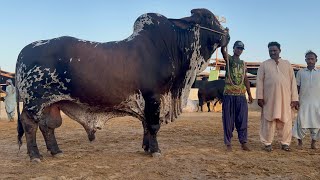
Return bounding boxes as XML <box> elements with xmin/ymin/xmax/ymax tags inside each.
<box><xmin>248</xmin><ymin>95</ymin><xmax>253</xmax><ymax>104</ymax></box>
<box><xmin>224</xmin><ymin>27</ymin><xmax>229</xmax><ymax>33</ymax></box>
<box><xmin>291</xmin><ymin>101</ymin><xmax>299</xmax><ymax>110</ymax></box>
<box><xmin>258</xmin><ymin>99</ymin><xmax>264</xmax><ymax>108</ymax></box>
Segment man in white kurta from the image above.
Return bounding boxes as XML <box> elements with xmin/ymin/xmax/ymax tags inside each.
<box><xmin>292</xmin><ymin>51</ymin><xmax>320</xmax><ymax>149</ymax></box>
<box><xmin>4</xmin><ymin>79</ymin><xmax>16</xmax><ymax>121</ymax></box>
<box><xmin>256</xmin><ymin>42</ymin><xmax>299</xmax><ymax>152</ymax></box>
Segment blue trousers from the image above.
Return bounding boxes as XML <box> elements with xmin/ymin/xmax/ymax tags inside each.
<box><xmin>222</xmin><ymin>95</ymin><xmax>248</xmax><ymax>145</ymax></box>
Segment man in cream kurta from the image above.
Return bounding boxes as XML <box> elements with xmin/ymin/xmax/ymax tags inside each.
<box><xmin>256</xmin><ymin>42</ymin><xmax>299</xmax><ymax>152</ymax></box>
<box><xmin>292</xmin><ymin>51</ymin><xmax>320</xmax><ymax>149</ymax></box>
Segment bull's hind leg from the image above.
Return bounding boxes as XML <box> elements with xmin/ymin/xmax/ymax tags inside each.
<box><xmin>20</xmin><ymin>110</ymin><xmax>42</xmax><ymax>162</ymax></box>
<box><xmin>39</xmin><ymin>104</ymin><xmax>63</xmax><ymax>157</ymax></box>
<box><xmin>143</xmin><ymin>93</ymin><xmax>161</xmax><ymax>157</ymax></box>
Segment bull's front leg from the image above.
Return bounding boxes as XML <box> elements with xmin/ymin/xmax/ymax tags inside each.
<box><xmin>143</xmin><ymin>93</ymin><xmax>161</xmax><ymax>157</ymax></box>
<box><xmin>142</xmin><ymin>121</ymin><xmax>150</xmax><ymax>152</ymax></box>
<box><xmin>20</xmin><ymin>110</ymin><xmax>42</xmax><ymax>162</ymax></box>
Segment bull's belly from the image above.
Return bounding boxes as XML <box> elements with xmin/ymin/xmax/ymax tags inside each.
<box><xmin>52</xmin><ymin>91</ymin><xmax>176</xmax><ymax>132</ymax></box>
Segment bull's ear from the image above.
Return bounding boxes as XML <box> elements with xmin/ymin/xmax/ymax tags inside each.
<box><xmin>168</xmin><ymin>18</ymin><xmax>193</xmax><ymax>29</ymax></box>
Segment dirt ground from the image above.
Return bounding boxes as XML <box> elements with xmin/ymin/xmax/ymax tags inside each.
<box><xmin>1</xmin><ymin>109</ymin><xmax>320</xmax><ymax>180</ymax></box>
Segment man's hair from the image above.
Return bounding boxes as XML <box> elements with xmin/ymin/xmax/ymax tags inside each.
<box><xmin>305</xmin><ymin>50</ymin><xmax>318</xmax><ymax>59</ymax></box>
<box><xmin>268</xmin><ymin>41</ymin><xmax>281</xmax><ymax>50</ymax></box>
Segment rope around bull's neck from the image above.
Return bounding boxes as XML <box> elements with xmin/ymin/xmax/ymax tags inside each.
<box><xmin>195</xmin><ymin>24</ymin><xmax>245</xmax><ymax>85</ymax></box>
<box><xmin>226</xmin><ymin>47</ymin><xmax>245</xmax><ymax>86</ymax></box>
<box><xmin>195</xmin><ymin>24</ymin><xmax>226</xmax><ymax>36</ymax></box>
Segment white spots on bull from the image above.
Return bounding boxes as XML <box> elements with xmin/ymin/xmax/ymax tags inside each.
<box><xmin>65</xmin><ymin>78</ymin><xmax>71</xmax><ymax>83</ymax></box>
<box><xmin>16</xmin><ymin>63</ymin><xmax>34</xmax><ymax>104</ymax></box>
<box><xmin>159</xmin><ymin>92</ymin><xmax>174</xmax><ymax>124</ymax></box>
<box><xmin>59</xmin><ymin>102</ymin><xmax>123</xmax><ymax>135</ymax></box>
<box><xmin>64</xmin><ymin>71</ymin><xmax>67</xmax><ymax>74</ymax></box>
<box><xmin>16</xmin><ymin>63</ymin><xmax>71</xmax><ymax>106</ymax></box>
<box><xmin>180</xmin><ymin>27</ymin><xmax>200</xmax><ymax>107</ymax></box>
<box><xmin>155</xmin><ymin>13</ymin><xmax>163</xmax><ymax>17</ymax></box>
<box><xmin>78</xmin><ymin>39</ymin><xmax>87</xmax><ymax>43</ymax></box>
<box><xmin>126</xmin><ymin>14</ymin><xmax>154</xmax><ymax>42</ymax></box>
<box><xmin>57</xmin><ymin>91</ymin><xmax>146</xmax><ymax>134</ymax></box>
<box><xmin>37</xmin><ymin>94</ymin><xmax>75</xmax><ymax>118</ymax></box>
<box><xmin>70</xmin><ymin>58</ymin><xmax>73</xmax><ymax>62</ymax></box>
<box><xmin>33</xmin><ymin>66</ymin><xmax>45</xmax><ymax>82</ymax></box>
<box><xmin>28</xmin><ymin>106</ymin><xmax>37</xmax><ymax>110</ymax></box>
<box><xmin>32</xmin><ymin>40</ymin><xmax>50</xmax><ymax>48</ymax></box>
<box><xmin>78</xmin><ymin>39</ymin><xmax>101</xmax><ymax>48</ymax></box>
<box><xmin>46</xmin><ymin>69</ymin><xmax>68</xmax><ymax>90</ymax></box>
<box><xmin>114</xmin><ymin>90</ymin><xmax>145</xmax><ymax>119</ymax></box>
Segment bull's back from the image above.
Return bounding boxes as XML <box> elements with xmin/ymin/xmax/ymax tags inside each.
<box><xmin>16</xmin><ymin>35</ymin><xmax>172</xmax><ymax>109</ymax></box>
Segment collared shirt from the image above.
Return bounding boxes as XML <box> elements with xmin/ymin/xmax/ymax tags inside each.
<box><xmin>295</xmin><ymin>67</ymin><xmax>320</xmax><ymax>128</ymax></box>
<box><xmin>256</xmin><ymin>58</ymin><xmax>299</xmax><ymax>122</ymax></box>
<box><xmin>296</xmin><ymin>67</ymin><xmax>320</xmax><ymax>89</ymax></box>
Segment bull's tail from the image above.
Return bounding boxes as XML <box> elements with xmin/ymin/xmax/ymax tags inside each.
<box><xmin>16</xmin><ymin>87</ymin><xmax>24</xmax><ymax>150</ymax></box>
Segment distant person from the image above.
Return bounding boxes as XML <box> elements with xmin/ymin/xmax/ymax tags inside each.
<box><xmin>221</xmin><ymin>40</ymin><xmax>253</xmax><ymax>152</ymax></box>
<box><xmin>292</xmin><ymin>50</ymin><xmax>320</xmax><ymax>149</ymax></box>
<box><xmin>256</xmin><ymin>41</ymin><xmax>299</xmax><ymax>152</ymax></box>
<box><xmin>2</xmin><ymin>79</ymin><xmax>16</xmax><ymax>121</ymax></box>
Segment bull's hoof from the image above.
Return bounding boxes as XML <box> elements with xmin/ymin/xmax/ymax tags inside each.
<box><xmin>31</xmin><ymin>158</ymin><xmax>41</xmax><ymax>163</ymax></box>
<box><xmin>142</xmin><ymin>145</ymin><xmax>149</xmax><ymax>153</ymax></box>
<box><xmin>53</xmin><ymin>152</ymin><xmax>64</xmax><ymax>158</ymax></box>
<box><xmin>151</xmin><ymin>152</ymin><xmax>161</xmax><ymax>158</ymax></box>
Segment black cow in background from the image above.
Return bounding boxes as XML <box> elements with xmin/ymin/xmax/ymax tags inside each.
<box><xmin>197</xmin><ymin>78</ymin><xmax>225</xmax><ymax>112</ymax></box>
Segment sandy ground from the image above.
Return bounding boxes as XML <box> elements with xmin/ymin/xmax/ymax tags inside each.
<box><xmin>0</xmin><ymin>104</ymin><xmax>320</xmax><ymax>179</ymax></box>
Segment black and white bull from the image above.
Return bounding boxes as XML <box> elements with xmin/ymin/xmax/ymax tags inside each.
<box><xmin>198</xmin><ymin>79</ymin><xmax>225</xmax><ymax>112</ymax></box>
<box><xmin>16</xmin><ymin>8</ymin><xmax>229</xmax><ymax>162</ymax></box>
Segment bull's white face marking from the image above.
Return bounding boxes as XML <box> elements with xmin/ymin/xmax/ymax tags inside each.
<box><xmin>32</xmin><ymin>40</ymin><xmax>50</xmax><ymax>48</ymax></box>
<box><xmin>126</xmin><ymin>14</ymin><xmax>154</xmax><ymax>41</ymax></box>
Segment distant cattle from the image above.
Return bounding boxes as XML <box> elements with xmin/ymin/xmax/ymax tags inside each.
<box><xmin>16</xmin><ymin>8</ymin><xmax>229</xmax><ymax>162</ymax></box>
<box><xmin>198</xmin><ymin>79</ymin><xmax>225</xmax><ymax>112</ymax></box>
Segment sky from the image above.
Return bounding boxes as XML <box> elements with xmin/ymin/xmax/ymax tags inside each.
<box><xmin>1</xmin><ymin>0</ymin><xmax>320</xmax><ymax>72</ymax></box>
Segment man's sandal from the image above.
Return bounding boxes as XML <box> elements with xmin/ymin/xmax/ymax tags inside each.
<box><xmin>281</xmin><ymin>144</ymin><xmax>291</xmax><ymax>151</ymax></box>
<box><xmin>263</xmin><ymin>145</ymin><xmax>272</xmax><ymax>152</ymax></box>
